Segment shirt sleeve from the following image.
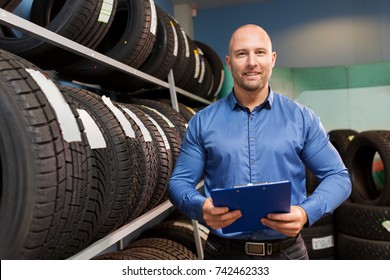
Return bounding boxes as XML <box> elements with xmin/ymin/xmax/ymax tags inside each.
<box><xmin>299</xmin><ymin>108</ymin><xmax>352</xmax><ymax>226</ymax></box>
<box><xmin>167</xmin><ymin>114</ymin><xmax>207</xmax><ymax>221</ymax></box>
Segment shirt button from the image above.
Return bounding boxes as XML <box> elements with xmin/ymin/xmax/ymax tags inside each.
<box><xmin>251</xmin><ymin>160</ymin><xmax>255</xmax><ymax>165</ymax></box>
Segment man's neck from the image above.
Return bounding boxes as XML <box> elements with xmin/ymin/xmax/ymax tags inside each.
<box><xmin>234</xmin><ymin>86</ymin><xmax>269</xmax><ymax>112</ymax></box>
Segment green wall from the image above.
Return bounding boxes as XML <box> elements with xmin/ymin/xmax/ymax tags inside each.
<box><xmin>273</xmin><ymin>62</ymin><xmax>390</xmax><ymax>132</ymax></box>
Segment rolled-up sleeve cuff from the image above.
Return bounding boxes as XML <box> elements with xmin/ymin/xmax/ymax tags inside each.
<box><xmin>188</xmin><ymin>194</ymin><xmax>207</xmax><ymax>222</ymax></box>
<box><xmin>299</xmin><ymin>197</ymin><xmax>323</xmax><ymax>227</ymax></box>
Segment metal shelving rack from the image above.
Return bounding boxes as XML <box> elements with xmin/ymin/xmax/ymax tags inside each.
<box><xmin>0</xmin><ymin>8</ymin><xmax>209</xmax><ymax>260</ymax></box>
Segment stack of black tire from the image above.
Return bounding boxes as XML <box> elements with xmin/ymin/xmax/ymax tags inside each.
<box><xmin>0</xmin><ymin>48</ymin><xmax>198</xmax><ymax>259</ymax></box>
<box><xmin>301</xmin><ymin>129</ymin><xmax>390</xmax><ymax>260</ymax></box>
<box><xmin>0</xmin><ymin>0</ymin><xmax>220</xmax><ymax>260</ymax></box>
<box><xmin>0</xmin><ymin>0</ymin><xmax>224</xmax><ymax>101</ymax></box>
<box><xmin>336</xmin><ymin>130</ymin><xmax>390</xmax><ymax>259</ymax></box>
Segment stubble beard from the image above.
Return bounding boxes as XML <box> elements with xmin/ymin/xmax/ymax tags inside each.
<box><xmin>233</xmin><ymin>71</ymin><xmax>269</xmax><ymax>93</ymax></box>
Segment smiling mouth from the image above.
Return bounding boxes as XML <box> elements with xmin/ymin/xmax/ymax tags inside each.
<box><xmin>243</xmin><ymin>72</ymin><xmax>260</xmax><ymax>78</ymax></box>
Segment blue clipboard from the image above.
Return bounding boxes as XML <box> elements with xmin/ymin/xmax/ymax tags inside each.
<box><xmin>210</xmin><ymin>180</ymin><xmax>291</xmax><ymax>234</ymax></box>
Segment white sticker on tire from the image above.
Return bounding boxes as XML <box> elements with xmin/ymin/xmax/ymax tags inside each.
<box><xmin>121</xmin><ymin>107</ymin><xmax>152</xmax><ymax>142</ymax></box>
<box><xmin>198</xmin><ymin>53</ymin><xmax>205</xmax><ymax>83</ymax></box>
<box><xmin>170</xmin><ymin>21</ymin><xmax>178</xmax><ymax>57</ymax></box>
<box><xmin>141</xmin><ymin>105</ymin><xmax>175</xmax><ymax>128</ymax></box>
<box><xmin>77</xmin><ymin>109</ymin><xmax>106</xmax><ymax>149</ymax></box>
<box><xmin>147</xmin><ymin>115</ymin><xmax>170</xmax><ymax>150</ymax></box>
<box><xmin>101</xmin><ymin>96</ymin><xmax>135</xmax><ymax>138</ymax></box>
<box><xmin>382</xmin><ymin>220</ymin><xmax>390</xmax><ymax>232</ymax></box>
<box><xmin>149</xmin><ymin>0</ymin><xmax>157</xmax><ymax>35</ymax></box>
<box><xmin>182</xmin><ymin>28</ymin><xmax>190</xmax><ymax>58</ymax></box>
<box><xmin>25</xmin><ymin>68</ymin><xmax>81</xmax><ymax>143</ymax></box>
<box><xmin>312</xmin><ymin>235</ymin><xmax>334</xmax><ymax>250</ymax></box>
<box><xmin>98</xmin><ymin>0</ymin><xmax>114</xmax><ymax>23</ymax></box>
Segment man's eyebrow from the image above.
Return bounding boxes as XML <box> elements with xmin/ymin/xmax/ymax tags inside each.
<box><xmin>233</xmin><ymin>47</ymin><xmax>267</xmax><ymax>53</ymax></box>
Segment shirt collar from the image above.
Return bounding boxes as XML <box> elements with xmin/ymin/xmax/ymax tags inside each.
<box><xmin>228</xmin><ymin>87</ymin><xmax>275</xmax><ymax>111</ymax></box>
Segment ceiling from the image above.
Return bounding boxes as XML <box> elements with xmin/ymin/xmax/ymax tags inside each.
<box><xmin>172</xmin><ymin>0</ymin><xmax>268</xmax><ymax>10</ymax></box>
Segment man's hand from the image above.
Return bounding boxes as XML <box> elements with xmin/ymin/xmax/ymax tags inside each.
<box><xmin>260</xmin><ymin>206</ymin><xmax>308</xmax><ymax>237</ymax></box>
<box><xmin>202</xmin><ymin>198</ymin><xmax>242</xmax><ymax>229</ymax></box>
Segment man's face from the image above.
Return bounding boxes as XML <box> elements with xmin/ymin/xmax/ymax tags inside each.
<box><xmin>226</xmin><ymin>26</ymin><xmax>276</xmax><ymax>93</ymax></box>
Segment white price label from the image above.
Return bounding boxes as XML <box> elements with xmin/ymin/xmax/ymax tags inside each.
<box><xmin>312</xmin><ymin>235</ymin><xmax>334</xmax><ymax>250</ymax></box>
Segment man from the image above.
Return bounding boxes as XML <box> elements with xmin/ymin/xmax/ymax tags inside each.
<box><xmin>168</xmin><ymin>24</ymin><xmax>351</xmax><ymax>260</ymax></box>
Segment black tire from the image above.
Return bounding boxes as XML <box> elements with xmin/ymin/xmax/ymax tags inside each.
<box><xmin>335</xmin><ymin>200</ymin><xmax>390</xmax><ymax>241</ymax></box>
<box><xmin>130</xmin><ymin>98</ymin><xmax>188</xmax><ymax>140</ymax></box>
<box><xmin>0</xmin><ymin>0</ymin><xmax>22</xmax><ymax>11</ymax></box>
<box><xmin>0</xmin><ymin>0</ymin><xmax>117</xmax><ymax>69</ymax></box>
<box><xmin>182</xmin><ymin>39</ymin><xmax>213</xmax><ymax>97</ymax></box>
<box><xmin>329</xmin><ymin>129</ymin><xmax>358</xmax><ymax>162</ymax></box>
<box><xmin>133</xmin><ymin>103</ymin><xmax>181</xmax><ymax>168</ymax></box>
<box><xmin>139</xmin><ymin>219</ymin><xmax>209</xmax><ymax>255</ymax></box>
<box><xmin>113</xmin><ymin>102</ymin><xmax>159</xmax><ymax>219</ymax></box>
<box><xmin>58</xmin><ymin>0</ymin><xmax>156</xmax><ymax>84</ymax></box>
<box><xmin>170</xmin><ymin>16</ymin><xmax>191</xmax><ymax>88</ymax></box>
<box><xmin>126</xmin><ymin>237</ymin><xmax>198</xmax><ymax>260</ymax></box>
<box><xmin>301</xmin><ymin>221</ymin><xmax>335</xmax><ymax>260</ymax></box>
<box><xmin>177</xmin><ymin>102</ymin><xmax>197</xmax><ymax>122</ymax></box>
<box><xmin>194</xmin><ymin>40</ymin><xmax>225</xmax><ymax>100</ymax></box>
<box><xmin>345</xmin><ymin>130</ymin><xmax>390</xmax><ymax>205</ymax></box>
<box><xmin>159</xmin><ymin>99</ymin><xmax>196</xmax><ymax>122</ymax></box>
<box><xmin>63</xmin><ymin>88</ymin><xmax>142</xmax><ymax>242</ymax></box>
<box><xmin>337</xmin><ymin>232</ymin><xmax>390</xmax><ymax>259</ymax></box>
<box><xmin>104</xmin><ymin>5</ymin><xmax>178</xmax><ymax>92</ymax></box>
<box><xmin>93</xmin><ymin>249</ymin><xmax>162</xmax><ymax>260</ymax></box>
<box><xmin>140</xmin><ymin>110</ymin><xmax>173</xmax><ymax>210</ymax></box>
<box><xmin>0</xmin><ymin>50</ymin><xmax>88</xmax><ymax>259</ymax></box>
<box><xmin>180</xmin><ymin>36</ymin><xmax>201</xmax><ymax>93</ymax></box>
<box><xmin>141</xmin><ymin>6</ymin><xmax>178</xmax><ymax>80</ymax></box>
<box><xmin>116</xmin><ymin>102</ymin><xmax>168</xmax><ymax>212</ymax></box>
<box><xmin>196</xmin><ymin>54</ymin><xmax>214</xmax><ymax>99</ymax></box>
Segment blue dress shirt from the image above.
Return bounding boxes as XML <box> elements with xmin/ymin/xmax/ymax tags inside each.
<box><xmin>168</xmin><ymin>88</ymin><xmax>351</xmax><ymax>240</ymax></box>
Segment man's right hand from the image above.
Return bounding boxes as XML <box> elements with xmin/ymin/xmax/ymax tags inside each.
<box><xmin>202</xmin><ymin>198</ymin><xmax>242</xmax><ymax>229</ymax></box>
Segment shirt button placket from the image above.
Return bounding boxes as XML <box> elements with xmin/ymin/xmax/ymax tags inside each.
<box><xmin>248</xmin><ymin>112</ymin><xmax>257</xmax><ymax>182</ymax></box>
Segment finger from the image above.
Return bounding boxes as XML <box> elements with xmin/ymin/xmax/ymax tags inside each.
<box><xmin>208</xmin><ymin>210</ymin><xmax>242</xmax><ymax>229</ymax></box>
<box><xmin>266</xmin><ymin>212</ymin><xmax>292</xmax><ymax>222</ymax></box>
<box><xmin>219</xmin><ymin>209</ymin><xmax>242</xmax><ymax>221</ymax></box>
<box><xmin>261</xmin><ymin>218</ymin><xmax>301</xmax><ymax>237</ymax></box>
<box><xmin>205</xmin><ymin>209</ymin><xmax>242</xmax><ymax>222</ymax></box>
<box><xmin>205</xmin><ymin>210</ymin><xmax>242</xmax><ymax>226</ymax></box>
<box><xmin>208</xmin><ymin>206</ymin><xmax>230</xmax><ymax>215</ymax></box>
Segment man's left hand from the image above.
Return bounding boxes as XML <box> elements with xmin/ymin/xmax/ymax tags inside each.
<box><xmin>260</xmin><ymin>206</ymin><xmax>308</xmax><ymax>237</ymax></box>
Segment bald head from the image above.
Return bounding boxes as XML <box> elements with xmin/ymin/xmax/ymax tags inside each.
<box><xmin>225</xmin><ymin>24</ymin><xmax>276</xmax><ymax>101</ymax></box>
<box><xmin>228</xmin><ymin>24</ymin><xmax>273</xmax><ymax>56</ymax></box>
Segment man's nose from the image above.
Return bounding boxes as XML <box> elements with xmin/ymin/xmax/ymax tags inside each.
<box><xmin>247</xmin><ymin>53</ymin><xmax>257</xmax><ymax>67</ymax></box>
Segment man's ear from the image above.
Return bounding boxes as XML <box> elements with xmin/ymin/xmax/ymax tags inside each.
<box><xmin>272</xmin><ymin>51</ymin><xmax>277</xmax><ymax>68</ymax></box>
<box><xmin>226</xmin><ymin>56</ymin><xmax>232</xmax><ymax>70</ymax></box>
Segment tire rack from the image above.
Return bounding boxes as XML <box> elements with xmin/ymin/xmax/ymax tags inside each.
<box><xmin>0</xmin><ymin>8</ymin><xmax>210</xmax><ymax>260</ymax></box>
